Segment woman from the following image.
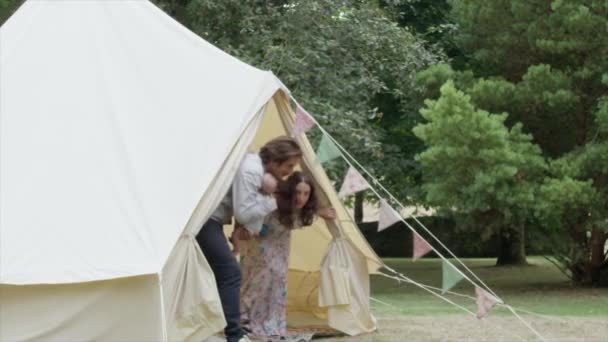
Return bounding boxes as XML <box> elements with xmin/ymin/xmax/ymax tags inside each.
<box><xmin>237</xmin><ymin>171</ymin><xmax>335</xmax><ymax>341</ymax></box>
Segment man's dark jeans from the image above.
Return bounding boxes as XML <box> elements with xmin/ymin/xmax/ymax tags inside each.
<box><xmin>196</xmin><ymin>219</ymin><xmax>244</xmax><ymax>342</ymax></box>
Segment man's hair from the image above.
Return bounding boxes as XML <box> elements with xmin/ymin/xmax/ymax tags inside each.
<box><xmin>259</xmin><ymin>136</ymin><xmax>302</xmax><ymax>165</ymax></box>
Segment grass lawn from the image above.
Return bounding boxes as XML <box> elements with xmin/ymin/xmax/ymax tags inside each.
<box><xmin>317</xmin><ymin>257</ymin><xmax>608</xmax><ymax>341</ymax></box>
<box><xmin>370</xmin><ymin>257</ymin><xmax>608</xmax><ymax>317</ymax></box>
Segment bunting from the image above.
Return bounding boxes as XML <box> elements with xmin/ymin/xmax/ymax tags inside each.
<box><xmin>413</xmin><ymin>233</ymin><xmax>433</xmax><ymax>261</ymax></box>
<box><xmin>475</xmin><ymin>287</ymin><xmax>499</xmax><ymax>319</ymax></box>
<box><xmin>291</xmin><ymin>105</ymin><xmax>315</xmax><ymax>137</ymax></box>
<box><xmin>442</xmin><ymin>260</ymin><xmax>464</xmax><ymax>293</ymax></box>
<box><xmin>289</xmin><ymin>97</ymin><xmax>510</xmax><ymax>329</ymax></box>
<box><xmin>338</xmin><ymin>166</ymin><xmax>370</xmax><ymax>198</ymax></box>
<box><xmin>316</xmin><ymin>134</ymin><xmax>341</xmax><ymax>163</ymax></box>
<box><xmin>378</xmin><ymin>200</ymin><xmax>402</xmax><ymax>231</ymax></box>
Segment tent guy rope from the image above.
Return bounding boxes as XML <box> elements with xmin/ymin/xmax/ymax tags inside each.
<box><xmin>289</xmin><ymin>97</ymin><xmax>548</xmax><ymax>342</ymax></box>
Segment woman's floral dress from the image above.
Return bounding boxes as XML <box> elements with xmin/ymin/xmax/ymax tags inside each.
<box><xmin>240</xmin><ymin>214</ymin><xmax>299</xmax><ymax>341</ymax></box>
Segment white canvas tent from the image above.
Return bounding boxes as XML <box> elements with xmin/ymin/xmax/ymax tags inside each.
<box><xmin>0</xmin><ymin>0</ymin><xmax>382</xmax><ymax>341</ymax></box>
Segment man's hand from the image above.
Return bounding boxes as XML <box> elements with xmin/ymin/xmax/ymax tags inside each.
<box><xmin>229</xmin><ymin>228</ymin><xmax>241</xmax><ymax>256</ymax></box>
<box><xmin>261</xmin><ymin>173</ymin><xmax>278</xmax><ymax>195</ymax></box>
<box><xmin>317</xmin><ymin>207</ymin><xmax>337</xmax><ymax>220</ymax></box>
<box><xmin>234</xmin><ymin>222</ymin><xmax>252</xmax><ymax>241</ymax></box>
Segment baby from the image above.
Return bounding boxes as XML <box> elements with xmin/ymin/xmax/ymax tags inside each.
<box><xmin>230</xmin><ymin>173</ymin><xmax>278</xmax><ymax>255</ymax></box>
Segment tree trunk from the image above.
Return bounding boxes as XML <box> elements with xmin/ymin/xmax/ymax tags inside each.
<box><xmin>354</xmin><ymin>192</ymin><xmax>364</xmax><ymax>224</ymax></box>
<box><xmin>496</xmin><ymin>224</ymin><xmax>527</xmax><ymax>266</ymax></box>
<box><xmin>589</xmin><ymin>227</ymin><xmax>606</xmax><ymax>285</ymax></box>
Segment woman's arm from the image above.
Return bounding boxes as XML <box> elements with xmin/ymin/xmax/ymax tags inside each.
<box><xmin>317</xmin><ymin>207</ymin><xmax>337</xmax><ymax>221</ymax></box>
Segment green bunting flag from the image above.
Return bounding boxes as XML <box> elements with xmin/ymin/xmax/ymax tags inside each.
<box><xmin>316</xmin><ymin>134</ymin><xmax>341</xmax><ymax>163</ymax></box>
<box><xmin>442</xmin><ymin>260</ymin><xmax>464</xmax><ymax>293</ymax></box>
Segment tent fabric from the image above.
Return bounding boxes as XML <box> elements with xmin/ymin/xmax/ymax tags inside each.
<box><xmin>0</xmin><ymin>275</ymin><xmax>164</xmax><ymax>341</ymax></box>
<box><xmin>0</xmin><ymin>0</ymin><xmax>283</xmax><ymax>285</ymax></box>
<box><xmin>320</xmin><ymin>238</ymin><xmax>377</xmax><ymax>336</ymax></box>
<box><xmin>1</xmin><ymin>0</ymin><xmax>381</xmax><ymax>340</ymax></box>
<box><xmin>160</xmin><ymin>106</ymin><xmax>267</xmax><ymax>341</ymax></box>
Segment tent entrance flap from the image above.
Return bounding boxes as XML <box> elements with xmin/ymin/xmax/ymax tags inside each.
<box><xmin>161</xmin><ymin>104</ymin><xmax>268</xmax><ymax>342</ymax></box>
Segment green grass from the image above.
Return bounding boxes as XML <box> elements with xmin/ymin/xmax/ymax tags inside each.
<box><xmin>370</xmin><ymin>257</ymin><xmax>608</xmax><ymax>317</ymax></box>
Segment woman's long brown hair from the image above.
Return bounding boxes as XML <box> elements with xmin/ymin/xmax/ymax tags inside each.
<box><xmin>276</xmin><ymin>171</ymin><xmax>317</xmax><ymax>229</ymax></box>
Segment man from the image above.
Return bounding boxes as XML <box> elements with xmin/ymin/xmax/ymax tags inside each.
<box><xmin>196</xmin><ymin>136</ymin><xmax>302</xmax><ymax>342</ymax></box>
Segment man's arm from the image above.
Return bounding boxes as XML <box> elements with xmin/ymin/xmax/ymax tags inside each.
<box><xmin>232</xmin><ymin>169</ymin><xmax>277</xmax><ymax>234</ymax></box>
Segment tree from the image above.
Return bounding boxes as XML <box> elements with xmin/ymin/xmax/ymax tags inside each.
<box><xmin>154</xmin><ymin>0</ymin><xmax>440</xmax><ymax>203</ymax></box>
<box><xmin>0</xmin><ymin>0</ymin><xmax>23</xmax><ymax>25</ymax></box>
<box><xmin>452</xmin><ymin>0</ymin><xmax>608</xmax><ymax>154</ymax></box>
<box><xmin>377</xmin><ymin>0</ymin><xmax>460</xmax><ymax>62</ymax></box>
<box><xmin>415</xmin><ymin>0</ymin><xmax>608</xmax><ymax>280</ymax></box>
<box><xmin>413</xmin><ymin>81</ymin><xmax>546</xmax><ymax>265</ymax></box>
<box><xmin>535</xmin><ymin>96</ymin><xmax>608</xmax><ymax>284</ymax></box>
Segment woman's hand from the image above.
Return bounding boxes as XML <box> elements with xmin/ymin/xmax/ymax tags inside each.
<box><xmin>317</xmin><ymin>207</ymin><xmax>336</xmax><ymax>220</ymax></box>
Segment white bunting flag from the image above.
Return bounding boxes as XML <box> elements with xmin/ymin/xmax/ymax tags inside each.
<box><xmin>378</xmin><ymin>200</ymin><xmax>402</xmax><ymax>231</ymax></box>
<box><xmin>475</xmin><ymin>287</ymin><xmax>499</xmax><ymax>319</ymax></box>
<box><xmin>291</xmin><ymin>105</ymin><xmax>315</xmax><ymax>137</ymax></box>
<box><xmin>338</xmin><ymin>166</ymin><xmax>369</xmax><ymax>198</ymax></box>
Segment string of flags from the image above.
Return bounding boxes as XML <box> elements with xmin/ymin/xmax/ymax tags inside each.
<box><xmin>413</xmin><ymin>232</ymin><xmax>433</xmax><ymax>261</ymax></box>
<box><xmin>338</xmin><ymin>166</ymin><xmax>370</xmax><ymax>198</ymax></box>
<box><xmin>316</xmin><ymin>134</ymin><xmax>341</xmax><ymax>164</ymax></box>
<box><xmin>442</xmin><ymin>260</ymin><xmax>464</xmax><ymax>294</ymax></box>
<box><xmin>291</xmin><ymin>103</ymin><xmax>500</xmax><ymax>319</ymax></box>
<box><xmin>378</xmin><ymin>200</ymin><xmax>401</xmax><ymax>232</ymax></box>
<box><xmin>475</xmin><ymin>287</ymin><xmax>499</xmax><ymax>319</ymax></box>
<box><xmin>292</xmin><ymin>106</ymin><xmax>316</xmax><ymax>137</ymax></box>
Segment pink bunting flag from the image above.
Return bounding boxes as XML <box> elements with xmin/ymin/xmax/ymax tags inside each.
<box><xmin>338</xmin><ymin>166</ymin><xmax>369</xmax><ymax>198</ymax></box>
<box><xmin>291</xmin><ymin>105</ymin><xmax>315</xmax><ymax>137</ymax></box>
<box><xmin>475</xmin><ymin>287</ymin><xmax>499</xmax><ymax>319</ymax></box>
<box><xmin>413</xmin><ymin>233</ymin><xmax>433</xmax><ymax>261</ymax></box>
<box><xmin>378</xmin><ymin>200</ymin><xmax>401</xmax><ymax>232</ymax></box>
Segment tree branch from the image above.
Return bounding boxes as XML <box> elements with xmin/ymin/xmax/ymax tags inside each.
<box><xmin>543</xmin><ymin>255</ymin><xmax>572</xmax><ymax>279</ymax></box>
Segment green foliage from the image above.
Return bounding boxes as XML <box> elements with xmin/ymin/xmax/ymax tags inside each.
<box><xmin>597</xmin><ymin>97</ymin><xmax>608</xmax><ymax>133</ymax></box>
<box><xmin>377</xmin><ymin>0</ymin><xmax>460</xmax><ymax>63</ymax></box>
<box><xmin>534</xmin><ymin>177</ymin><xmax>597</xmax><ymax>231</ymax></box>
<box><xmin>0</xmin><ymin>0</ymin><xmax>23</xmax><ymax>26</ymax></box>
<box><xmin>413</xmin><ymin>82</ymin><xmax>545</xmax><ymax>237</ymax></box>
<box><xmin>154</xmin><ymin>0</ymin><xmax>441</xmax><ymax>201</ymax></box>
<box><xmin>416</xmin><ymin>63</ymin><xmax>585</xmax><ymax>156</ymax></box>
<box><xmin>414</xmin><ymin>0</ymin><xmax>608</xmax><ymax>281</ymax></box>
<box><xmin>452</xmin><ymin>0</ymin><xmax>608</xmax><ymax>79</ymax></box>
<box><xmin>452</xmin><ymin>0</ymin><xmax>608</xmax><ymax>152</ymax></box>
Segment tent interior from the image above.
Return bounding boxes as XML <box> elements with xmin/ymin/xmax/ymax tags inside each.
<box><xmin>235</xmin><ymin>92</ymin><xmax>383</xmax><ymax>331</ymax></box>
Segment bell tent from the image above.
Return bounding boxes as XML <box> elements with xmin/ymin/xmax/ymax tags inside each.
<box><xmin>0</xmin><ymin>0</ymin><xmax>382</xmax><ymax>341</ymax></box>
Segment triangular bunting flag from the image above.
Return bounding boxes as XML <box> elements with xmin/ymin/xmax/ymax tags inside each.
<box><xmin>413</xmin><ymin>233</ymin><xmax>433</xmax><ymax>261</ymax></box>
<box><xmin>338</xmin><ymin>166</ymin><xmax>369</xmax><ymax>198</ymax></box>
<box><xmin>475</xmin><ymin>287</ymin><xmax>499</xmax><ymax>319</ymax></box>
<box><xmin>442</xmin><ymin>260</ymin><xmax>464</xmax><ymax>293</ymax></box>
<box><xmin>378</xmin><ymin>200</ymin><xmax>401</xmax><ymax>231</ymax></box>
<box><xmin>316</xmin><ymin>134</ymin><xmax>341</xmax><ymax>164</ymax></box>
<box><xmin>291</xmin><ymin>105</ymin><xmax>315</xmax><ymax>137</ymax></box>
